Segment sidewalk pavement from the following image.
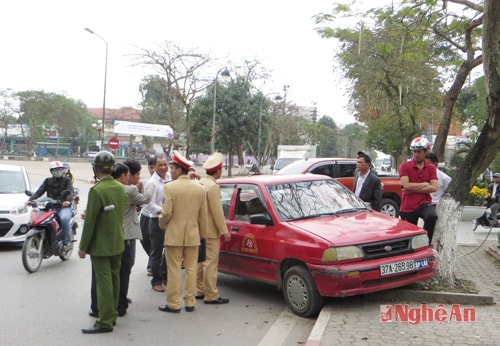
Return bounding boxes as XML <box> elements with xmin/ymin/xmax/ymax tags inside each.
<box><xmin>306</xmin><ymin>227</ymin><xmax>500</xmax><ymax>346</ymax></box>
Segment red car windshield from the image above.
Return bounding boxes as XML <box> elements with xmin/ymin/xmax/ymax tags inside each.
<box><xmin>266</xmin><ymin>179</ymin><xmax>368</xmax><ymax>221</ymax></box>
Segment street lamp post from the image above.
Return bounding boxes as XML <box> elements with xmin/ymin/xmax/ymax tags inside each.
<box><xmin>258</xmin><ymin>93</ymin><xmax>282</xmax><ymax>164</ymax></box>
<box><xmin>85</xmin><ymin>27</ymin><xmax>107</xmax><ymax>149</ymax></box>
<box><xmin>92</xmin><ymin>120</ymin><xmax>103</xmax><ymax>148</ymax></box>
<box><xmin>210</xmin><ymin>67</ymin><xmax>230</xmax><ymax>154</ymax></box>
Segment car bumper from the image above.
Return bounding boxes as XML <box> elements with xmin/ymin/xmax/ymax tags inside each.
<box><xmin>309</xmin><ymin>248</ymin><xmax>437</xmax><ymax>297</ymax></box>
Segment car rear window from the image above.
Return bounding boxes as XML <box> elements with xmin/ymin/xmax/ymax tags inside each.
<box><xmin>276</xmin><ymin>160</ymin><xmax>315</xmax><ymax>174</ymax></box>
<box><xmin>274</xmin><ymin>158</ymin><xmax>301</xmax><ymax>171</ymax></box>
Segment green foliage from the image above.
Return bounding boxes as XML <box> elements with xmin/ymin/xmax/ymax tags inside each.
<box><xmin>316</xmin><ymin>116</ymin><xmax>340</xmax><ymax>157</ymax></box>
<box><xmin>314</xmin><ymin>2</ymin><xmax>443</xmax><ymax>158</ymax></box>
<box><xmin>450</xmin><ymin>152</ymin><xmax>464</xmax><ymax>168</ymax></box>
<box><xmin>457</xmin><ymin>76</ymin><xmax>488</xmax><ymax>127</ymax></box>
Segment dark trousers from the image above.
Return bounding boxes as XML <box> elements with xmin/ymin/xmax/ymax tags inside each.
<box><xmin>147</xmin><ymin>216</ymin><xmax>167</xmax><ymax>287</ymax></box>
<box><xmin>400</xmin><ymin>203</ymin><xmax>437</xmax><ymax>242</ymax></box>
<box><xmin>91</xmin><ymin>240</ymin><xmax>135</xmax><ymax>315</ymax></box>
<box><xmin>118</xmin><ymin>240</ymin><xmax>136</xmax><ymax>313</ymax></box>
<box><xmin>139</xmin><ymin>214</ymin><xmax>151</xmax><ymax>270</ymax></box>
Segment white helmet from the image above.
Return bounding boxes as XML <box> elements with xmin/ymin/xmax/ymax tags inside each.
<box><xmin>409</xmin><ymin>137</ymin><xmax>431</xmax><ymax>151</ymax></box>
<box><xmin>50</xmin><ymin>161</ymin><xmax>64</xmax><ymax>170</ymax></box>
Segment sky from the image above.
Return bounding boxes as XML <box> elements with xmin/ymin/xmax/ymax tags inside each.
<box><xmin>1</xmin><ymin>0</ymin><xmax>377</xmax><ymax>127</ymax></box>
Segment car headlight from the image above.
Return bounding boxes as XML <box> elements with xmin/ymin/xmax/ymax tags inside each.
<box><xmin>10</xmin><ymin>203</ymin><xmax>29</xmax><ymax>215</ymax></box>
<box><xmin>322</xmin><ymin>246</ymin><xmax>364</xmax><ymax>262</ymax></box>
<box><xmin>411</xmin><ymin>234</ymin><xmax>429</xmax><ymax>249</ymax></box>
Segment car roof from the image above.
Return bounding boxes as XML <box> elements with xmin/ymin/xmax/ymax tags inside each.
<box><xmin>218</xmin><ymin>174</ymin><xmax>332</xmax><ymax>185</ymax></box>
<box><xmin>0</xmin><ymin>164</ymin><xmax>25</xmax><ymax>172</ymax></box>
<box><xmin>276</xmin><ymin>158</ymin><xmax>357</xmax><ymax>174</ymax></box>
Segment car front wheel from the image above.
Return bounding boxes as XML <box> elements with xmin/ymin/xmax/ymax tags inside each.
<box><xmin>283</xmin><ymin>265</ymin><xmax>324</xmax><ymax>317</ymax></box>
<box><xmin>380</xmin><ymin>198</ymin><xmax>399</xmax><ymax>218</ymax></box>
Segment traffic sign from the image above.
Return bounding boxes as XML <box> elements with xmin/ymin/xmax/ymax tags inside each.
<box><xmin>108</xmin><ymin>137</ymin><xmax>119</xmax><ymax>149</ymax></box>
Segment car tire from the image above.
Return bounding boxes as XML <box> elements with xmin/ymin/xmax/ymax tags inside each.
<box><xmin>380</xmin><ymin>198</ymin><xmax>399</xmax><ymax>218</ymax></box>
<box><xmin>283</xmin><ymin>265</ymin><xmax>324</xmax><ymax>317</ymax></box>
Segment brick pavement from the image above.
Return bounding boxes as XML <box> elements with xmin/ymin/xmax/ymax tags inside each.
<box><xmin>308</xmin><ymin>239</ymin><xmax>500</xmax><ymax>346</ymax></box>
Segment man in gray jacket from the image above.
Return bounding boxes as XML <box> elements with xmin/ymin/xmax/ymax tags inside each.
<box><xmin>117</xmin><ymin>160</ymin><xmax>154</xmax><ymax>315</ymax></box>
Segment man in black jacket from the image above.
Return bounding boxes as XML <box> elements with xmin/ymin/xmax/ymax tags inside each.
<box><xmin>353</xmin><ymin>152</ymin><xmax>382</xmax><ymax>211</ymax></box>
<box><xmin>29</xmin><ymin>161</ymin><xmax>74</xmax><ymax>251</ymax></box>
<box><xmin>486</xmin><ymin>173</ymin><xmax>500</xmax><ymax>226</ymax></box>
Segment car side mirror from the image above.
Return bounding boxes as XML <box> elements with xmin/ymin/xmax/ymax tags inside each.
<box><xmin>250</xmin><ymin>213</ymin><xmax>274</xmax><ymax>226</ymax></box>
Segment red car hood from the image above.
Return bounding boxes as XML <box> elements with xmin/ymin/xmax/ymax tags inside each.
<box><xmin>288</xmin><ymin>211</ymin><xmax>425</xmax><ymax>247</ymax></box>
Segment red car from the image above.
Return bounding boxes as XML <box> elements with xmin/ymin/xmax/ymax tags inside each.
<box><xmin>217</xmin><ymin>174</ymin><xmax>437</xmax><ymax>317</ymax></box>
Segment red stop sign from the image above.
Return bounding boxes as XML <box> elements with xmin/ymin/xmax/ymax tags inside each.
<box><xmin>108</xmin><ymin>137</ymin><xmax>119</xmax><ymax>149</ymax></box>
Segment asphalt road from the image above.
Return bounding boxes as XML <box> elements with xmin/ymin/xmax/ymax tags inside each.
<box><xmin>0</xmin><ymin>158</ymin><xmax>314</xmax><ymax>346</ymax></box>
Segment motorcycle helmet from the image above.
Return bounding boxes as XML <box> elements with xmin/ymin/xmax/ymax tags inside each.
<box><xmin>50</xmin><ymin>161</ymin><xmax>65</xmax><ymax>178</ymax></box>
<box><xmin>62</xmin><ymin>162</ymin><xmax>70</xmax><ymax>174</ymax></box>
<box><xmin>92</xmin><ymin>151</ymin><xmax>115</xmax><ymax>173</ymax></box>
<box><xmin>409</xmin><ymin>137</ymin><xmax>431</xmax><ymax>151</ymax></box>
<box><xmin>50</xmin><ymin>161</ymin><xmax>64</xmax><ymax>170</ymax></box>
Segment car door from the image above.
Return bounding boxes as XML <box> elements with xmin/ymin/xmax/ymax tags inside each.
<box><xmin>218</xmin><ymin>183</ymin><xmax>277</xmax><ymax>284</ymax></box>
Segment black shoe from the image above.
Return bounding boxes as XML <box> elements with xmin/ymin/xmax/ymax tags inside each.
<box><xmin>158</xmin><ymin>305</ymin><xmax>180</xmax><ymax>313</ymax></box>
<box><xmin>118</xmin><ymin>309</ymin><xmax>127</xmax><ymax>317</ymax></box>
<box><xmin>195</xmin><ymin>294</ymin><xmax>205</xmax><ymax>300</ymax></box>
<box><xmin>88</xmin><ymin>310</ymin><xmax>98</xmax><ymax>318</ymax></box>
<box><xmin>204</xmin><ymin>297</ymin><xmax>229</xmax><ymax>304</ymax></box>
<box><xmin>185</xmin><ymin>306</ymin><xmax>195</xmax><ymax>312</ymax></box>
<box><xmin>82</xmin><ymin>326</ymin><xmax>113</xmax><ymax>334</ymax></box>
<box><xmin>126</xmin><ymin>297</ymin><xmax>132</xmax><ymax>304</ymax></box>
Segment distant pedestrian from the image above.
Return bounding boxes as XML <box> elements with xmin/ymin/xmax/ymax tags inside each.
<box><xmin>353</xmin><ymin>151</ymin><xmax>382</xmax><ymax>211</ymax></box>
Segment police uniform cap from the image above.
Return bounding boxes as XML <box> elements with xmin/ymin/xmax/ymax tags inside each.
<box><xmin>169</xmin><ymin>150</ymin><xmax>193</xmax><ymax>170</ymax></box>
<box><xmin>203</xmin><ymin>153</ymin><xmax>223</xmax><ymax>173</ymax></box>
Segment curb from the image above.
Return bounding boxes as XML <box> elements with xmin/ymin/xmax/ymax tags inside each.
<box><xmin>486</xmin><ymin>245</ymin><xmax>500</xmax><ymax>261</ymax></box>
<box><xmin>305</xmin><ymin>288</ymin><xmax>496</xmax><ymax>345</ymax></box>
<box><xmin>363</xmin><ymin>288</ymin><xmax>495</xmax><ymax>305</ymax></box>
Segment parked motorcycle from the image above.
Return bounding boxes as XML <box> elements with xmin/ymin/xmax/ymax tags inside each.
<box><xmin>249</xmin><ymin>164</ymin><xmax>261</xmax><ymax>176</ymax></box>
<box><xmin>473</xmin><ymin>207</ymin><xmax>500</xmax><ymax>231</ymax></box>
<box><xmin>21</xmin><ymin>194</ymin><xmax>78</xmax><ymax>273</ymax></box>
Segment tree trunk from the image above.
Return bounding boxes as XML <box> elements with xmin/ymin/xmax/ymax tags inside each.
<box><xmin>432</xmin><ymin>197</ymin><xmax>461</xmax><ymax>287</ymax></box>
<box><xmin>433</xmin><ymin>57</ymin><xmax>482</xmax><ymax>161</ymax></box>
<box><xmin>432</xmin><ymin>0</ymin><xmax>500</xmax><ymax>288</ymax></box>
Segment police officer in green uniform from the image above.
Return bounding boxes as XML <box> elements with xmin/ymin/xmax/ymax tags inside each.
<box><xmin>79</xmin><ymin>151</ymin><xmax>126</xmax><ymax>334</ymax></box>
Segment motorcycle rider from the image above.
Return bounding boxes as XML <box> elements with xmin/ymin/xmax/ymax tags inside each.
<box><xmin>249</xmin><ymin>163</ymin><xmax>260</xmax><ymax>175</ymax></box>
<box><xmin>29</xmin><ymin>161</ymin><xmax>74</xmax><ymax>252</ymax></box>
<box><xmin>63</xmin><ymin>162</ymin><xmax>75</xmax><ymax>183</ymax></box>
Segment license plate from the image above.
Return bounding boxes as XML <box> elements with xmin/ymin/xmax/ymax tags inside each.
<box><xmin>380</xmin><ymin>258</ymin><xmax>428</xmax><ymax>276</ymax></box>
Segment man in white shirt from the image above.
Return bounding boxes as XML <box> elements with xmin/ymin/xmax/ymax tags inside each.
<box><xmin>141</xmin><ymin>154</ymin><xmax>171</xmax><ymax>292</ymax></box>
<box><xmin>424</xmin><ymin>152</ymin><xmax>452</xmax><ymax>204</ymax></box>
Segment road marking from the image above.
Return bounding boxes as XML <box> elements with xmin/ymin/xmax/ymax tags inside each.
<box><xmin>258</xmin><ymin>309</ymin><xmax>297</xmax><ymax>346</ymax></box>
<box><xmin>305</xmin><ymin>306</ymin><xmax>332</xmax><ymax>346</ymax></box>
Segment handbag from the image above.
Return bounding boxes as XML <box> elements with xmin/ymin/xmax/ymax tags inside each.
<box><xmin>198</xmin><ymin>238</ymin><xmax>206</xmax><ymax>263</ymax></box>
